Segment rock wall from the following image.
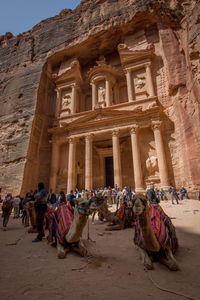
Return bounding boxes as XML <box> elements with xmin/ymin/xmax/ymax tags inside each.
<box><xmin>0</xmin><ymin>0</ymin><xmax>200</xmax><ymax>197</ymax></box>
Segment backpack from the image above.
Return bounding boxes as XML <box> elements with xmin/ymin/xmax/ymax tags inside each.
<box><xmin>2</xmin><ymin>200</ymin><xmax>11</xmax><ymax>213</ymax></box>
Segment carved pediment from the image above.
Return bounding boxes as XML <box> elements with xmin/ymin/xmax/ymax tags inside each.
<box><xmin>118</xmin><ymin>43</ymin><xmax>155</xmax><ymax>68</ymax></box>
<box><xmin>66</xmin><ymin>108</ymin><xmax>135</xmax><ymax>128</ymax></box>
<box><xmin>52</xmin><ymin>58</ymin><xmax>83</xmax><ymax>85</ymax></box>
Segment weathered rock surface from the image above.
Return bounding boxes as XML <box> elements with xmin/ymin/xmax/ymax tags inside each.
<box><xmin>0</xmin><ymin>0</ymin><xmax>199</xmax><ymax>197</ymax></box>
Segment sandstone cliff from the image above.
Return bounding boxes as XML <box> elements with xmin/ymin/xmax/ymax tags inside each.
<box><xmin>0</xmin><ymin>0</ymin><xmax>199</xmax><ymax>197</ymax></box>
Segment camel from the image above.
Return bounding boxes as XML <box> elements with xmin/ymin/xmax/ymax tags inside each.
<box><xmin>132</xmin><ymin>193</ymin><xmax>179</xmax><ymax>271</ymax></box>
<box><xmin>48</xmin><ymin>198</ymin><xmax>97</xmax><ymax>259</ymax></box>
<box><xmin>92</xmin><ymin>194</ymin><xmax>135</xmax><ymax>230</ymax></box>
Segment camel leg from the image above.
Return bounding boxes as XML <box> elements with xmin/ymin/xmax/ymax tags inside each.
<box><xmin>70</xmin><ymin>242</ymin><xmax>88</xmax><ymax>257</ymax></box>
<box><xmin>158</xmin><ymin>249</ymin><xmax>179</xmax><ymax>271</ymax></box>
<box><xmin>105</xmin><ymin>224</ymin><xmax>123</xmax><ymax>231</ymax></box>
<box><xmin>57</xmin><ymin>240</ymin><xmax>70</xmax><ymax>259</ymax></box>
<box><xmin>138</xmin><ymin>248</ymin><xmax>153</xmax><ymax>270</ymax></box>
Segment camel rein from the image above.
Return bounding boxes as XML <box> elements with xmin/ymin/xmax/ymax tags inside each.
<box><xmin>145</xmin><ymin>268</ymin><xmax>197</xmax><ymax>300</ymax></box>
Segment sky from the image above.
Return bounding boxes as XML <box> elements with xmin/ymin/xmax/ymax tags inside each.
<box><xmin>0</xmin><ymin>0</ymin><xmax>81</xmax><ymax>36</ymax></box>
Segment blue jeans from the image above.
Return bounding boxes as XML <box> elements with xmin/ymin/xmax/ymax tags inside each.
<box><xmin>180</xmin><ymin>193</ymin><xmax>187</xmax><ymax>200</ymax></box>
<box><xmin>171</xmin><ymin>192</ymin><xmax>179</xmax><ymax>204</ymax></box>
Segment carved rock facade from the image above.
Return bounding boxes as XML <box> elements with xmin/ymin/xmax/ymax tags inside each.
<box><xmin>0</xmin><ymin>0</ymin><xmax>200</xmax><ymax>197</ymax></box>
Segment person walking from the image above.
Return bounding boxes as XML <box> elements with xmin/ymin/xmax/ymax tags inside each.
<box><xmin>2</xmin><ymin>193</ymin><xmax>12</xmax><ymax>230</ymax></box>
<box><xmin>32</xmin><ymin>182</ymin><xmax>48</xmax><ymax>242</ymax></box>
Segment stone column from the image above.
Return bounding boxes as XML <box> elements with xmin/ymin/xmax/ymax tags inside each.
<box><xmin>67</xmin><ymin>137</ymin><xmax>77</xmax><ymax>193</ymax></box>
<box><xmin>152</xmin><ymin>121</ymin><xmax>169</xmax><ymax>188</ymax></box>
<box><xmin>85</xmin><ymin>134</ymin><xmax>93</xmax><ymax>191</ymax></box>
<box><xmin>112</xmin><ymin>130</ymin><xmax>122</xmax><ymax>188</ymax></box>
<box><xmin>105</xmin><ymin>79</ymin><xmax>111</xmax><ymax>107</ymax></box>
<box><xmin>130</xmin><ymin>125</ymin><xmax>144</xmax><ymax>193</ymax></box>
<box><xmin>125</xmin><ymin>69</ymin><xmax>134</xmax><ymax>102</ymax></box>
<box><xmin>71</xmin><ymin>84</ymin><xmax>76</xmax><ymax>114</ymax></box>
<box><xmin>91</xmin><ymin>82</ymin><xmax>97</xmax><ymax>110</ymax></box>
<box><xmin>99</xmin><ymin>155</ymin><xmax>105</xmax><ymax>187</ymax></box>
<box><xmin>49</xmin><ymin>141</ymin><xmax>59</xmax><ymax>192</ymax></box>
<box><xmin>145</xmin><ymin>63</ymin><xmax>155</xmax><ymax>97</ymax></box>
<box><xmin>55</xmin><ymin>89</ymin><xmax>61</xmax><ymax>118</ymax></box>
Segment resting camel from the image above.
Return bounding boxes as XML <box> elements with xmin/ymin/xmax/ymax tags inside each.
<box><xmin>48</xmin><ymin>198</ymin><xmax>96</xmax><ymax>259</ymax></box>
<box><xmin>132</xmin><ymin>194</ymin><xmax>179</xmax><ymax>271</ymax></box>
<box><xmin>93</xmin><ymin>194</ymin><xmax>135</xmax><ymax>230</ymax></box>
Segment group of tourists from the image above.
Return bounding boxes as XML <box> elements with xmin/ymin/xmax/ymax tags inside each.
<box><xmin>0</xmin><ymin>183</ymin><xmax>199</xmax><ymax>233</ymax></box>
<box><xmin>145</xmin><ymin>184</ymin><xmax>189</xmax><ymax>205</ymax></box>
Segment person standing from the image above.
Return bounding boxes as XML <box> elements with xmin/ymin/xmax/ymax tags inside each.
<box><xmin>160</xmin><ymin>188</ymin><xmax>167</xmax><ymax>201</ymax></box>
<box><xmin>180</xmin><ymin>187</ymin><xmax>188</xmax><ymax>200</ymax></box>
<box><xmin>67</xmin><ymin>190</ymin><xmax>75</xmax><ymax>207</ymax></box>
<box><xmin>116</xmin><ymin>188</ymin><xmax>123</xmax><ymax>210</ymax></box>
<box><xmin>58</xmin><ymin>191</ymin><xmax>66</xmax><ymax>205</ymax></box>
<box><xmin>2</xmin><ymin>193</ymin><xmax>12</xmax><ymax>230</ymax></box>
<box><xmin>145</xmin><ymin>184</ymin><xmax>159</xmax><ymax>204</ymax></box>
<box><xmin>32</xmin><ymin>182</ymin><xmax>48</xmax><ymax>242</ymax></box>
<box><xmin>47</xmin><ymin>189</ymin><xmax>57</xmax><ymax>205</ymax></box>
<box><xmin>12</xmin><ymin>195</ymin><xmax>21</xmax><ymax>218</ymax></box>
<box><xmin>154</xmin><ymin>187</ymin><xmax>160</xmax><ymax>203</ymax></box>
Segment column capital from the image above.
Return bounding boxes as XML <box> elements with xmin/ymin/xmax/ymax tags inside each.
<box><xmin>112</xmin><ymin>129</ymin><xmax>120</xmax><ymax>137</ymax></box>
<box><xmin>124</xmin><ymin>68</ymin><xmax>132</xmax><ymax>75</ymax></box>
<box><xmin>85</xmin><ymin>133</ymin><xmax>94</xmax><ymax>142</ymax></box>
<box><xmin>130</xmin><ymin>124</ymin><xmax>139</xmax><ymax>134</ymax></box>
<box><xmin>152</xmin><ymin>120</ymin><xmax>162</xmax><ymax>131</ymax></box>
<box><xmin>145</xmin><ymin>62</ymin><xmax>151</xmax><ymax>68</ymax></box>
<box><xmin>50</xmin><ymin>137</ymin><xmax>61</xmax><ymax>145</ymax></box>
<box><xmin>68</xmin><ymin>136</ymin><xmax>78</xmax><ymax>144</ymax></box>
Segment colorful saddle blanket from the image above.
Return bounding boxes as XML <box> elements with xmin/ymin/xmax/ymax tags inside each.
<box><xmin>116</xmin><ymin>203</ymin><xmax>136</xmax><ymax>226</ymax></box>
<box><xmin>48</xmin><ymin>204</ymin><xmax>74</xmax><ymax>243</ymax></box>
<box><xmin>134</xmin><ymin>204</ymin><xmax>177</xmax><ymax>253</ymax></box>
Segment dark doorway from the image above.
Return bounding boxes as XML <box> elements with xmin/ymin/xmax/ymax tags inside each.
<box><xmin>105</xmin><ymin>156</ymin><xmax>114</xmax><ymax>188</ymax></box>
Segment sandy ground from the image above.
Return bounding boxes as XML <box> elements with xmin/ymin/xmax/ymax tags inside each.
<box><xmin>0</xmin><ymin>199</ymin><xmax>200</xmax><ymax>300</ymax></box>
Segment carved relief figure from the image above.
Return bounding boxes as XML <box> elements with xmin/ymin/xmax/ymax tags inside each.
<box><xmin>146</xmin><ymin>156</ymin><xmax>158</xmax><ymax>175</ymax></box>
<box><xmin>61</xmin><ymin>90</ymin><xmax>72</xmax><ymax>114</ymax></box>
<box><xmin>135</xmin><ymin>75</ymin><xmax>146</xmax><ymax>91</ymax></box>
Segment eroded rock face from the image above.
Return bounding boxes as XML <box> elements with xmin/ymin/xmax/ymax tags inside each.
<box><xmin>0</xmin><ymin>0</ymin><xmax>199</xmax><ymax>197</ymax></box>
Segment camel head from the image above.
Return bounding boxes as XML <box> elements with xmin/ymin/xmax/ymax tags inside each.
<box><xmin>132</xmin><ymin>194</ymin><xmax>147</xmax><ymax>216</ymax></box>
<box><xmin>76</xmin><ymin>198</ymin><xmax>97</xmax><ymax>216</ymax></box>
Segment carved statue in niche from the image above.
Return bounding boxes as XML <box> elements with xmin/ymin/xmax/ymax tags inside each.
<box><xmin>97</xmin><ymin>85</ymin><xmax>106</xmax><ymax>108</ymax></box>
<box><xmin>146</xmin><ymin>156</ymin><xmax>158</xmax><ymax>175</ymax></box>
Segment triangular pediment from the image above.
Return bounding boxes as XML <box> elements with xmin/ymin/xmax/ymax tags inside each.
<box><xmin>68</xmin><ymin>108</ymin><xmax>135</xmax><ymax>127</ymax></box>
